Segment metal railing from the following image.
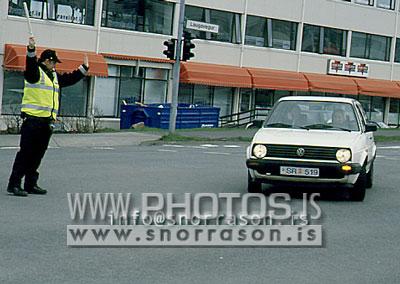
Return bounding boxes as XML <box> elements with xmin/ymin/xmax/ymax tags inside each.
<box><xmin>219</xmin><ymin>107</ymin><xmax>271</xmax><ymax>127</ymax></box>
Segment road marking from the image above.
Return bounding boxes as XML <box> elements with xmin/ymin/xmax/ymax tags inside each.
<box><xmin>0</xmin><ymin>146</ymin><xmax>19</xmax><ymax>150</ymax></box>
<box><xmin>158</xmin><ymin>149</ymin><xmax>178</xmax><ymax>153</ymax></box>
<box><xmin>201</xmin><ymin>144</ymin><xmax>219</xmax><ymax>148</ymax></box>
<box><xmin>93</xmin><ymin>147</ymin><xmax>114</xmax><ymax>150</ymax></box>
<box><xmin>376</xmin><ymin>155</ymin><xmax>386</xmax><ymax>158</ymax></box>
<box><xmin>377</xmin><ymin>146</ymin><xmax>400</xmax><ymax>149</ymax></box>
<box><xmin>162</xmin><ymin>144</ymin><xmax>185</xmax><ymax>148</ymax></box>
<box><xmin>203</xmin><ymin>151</ymin><xmax>231</xmax><ymax>155</ymax></box>
<box><xmin>187</xmin><ymin>146</ymin><xmax>207</xmax><ymax>149</ymax></box>
<box><xmin>223</xmin><ymin>145</ymin><xmax>241</xmax><ymax>148</ymax></box>
<box><xmin>48</xmin><ymin>146</ymin><xmax>60</xmax><ymax>149</ymax></box>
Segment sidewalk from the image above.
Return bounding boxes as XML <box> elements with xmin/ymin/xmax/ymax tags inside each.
<box><xmin>0</xmin><ymin>132</ymin><xmax>162</xmax><ymax>148</ymax></box>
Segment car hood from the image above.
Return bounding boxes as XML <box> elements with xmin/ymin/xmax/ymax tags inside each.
<box><xmin>252</xmin><ymin>128</ymin><xmax>361</xmax><ymax>148</ymax></box>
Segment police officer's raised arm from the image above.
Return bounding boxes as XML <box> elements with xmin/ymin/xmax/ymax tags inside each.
<box><xmin>24</xmin><ymin>36</ymin><xmax>40</xmax><ymax>84</ymax></box>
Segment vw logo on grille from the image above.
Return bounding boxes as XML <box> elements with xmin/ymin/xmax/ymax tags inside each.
<box><xmin>296</xmin><ymin>148</ymin><xmax>305</xmax><ymax>157</ymax></box>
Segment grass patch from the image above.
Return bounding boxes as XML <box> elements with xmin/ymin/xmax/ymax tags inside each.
<box><xmin>374</xmin><ymin>135</ymin><xmax>400</xmax><ymax>142</ymax></box>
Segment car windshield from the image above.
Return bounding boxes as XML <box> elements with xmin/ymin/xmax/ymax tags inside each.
<box><xmin>264</xmin><ymin>100</ymin><xmax>360</xmax><ymax>132</ymax></box>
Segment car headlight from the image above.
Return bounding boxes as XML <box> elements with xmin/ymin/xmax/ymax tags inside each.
<box><xmin>336</xmin><ymin>149</ymin><xmax>351</xmax><ymax>163</ymax></box>
<box><xmin>253</xmin><ymin>144</ymin><xmax>267</xmax><ymax>158</ymax></box>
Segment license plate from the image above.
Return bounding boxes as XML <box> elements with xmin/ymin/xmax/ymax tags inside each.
<box><xmin>280</xmin><ymin>166</ymin><xmax>320</xmax><ymax>177</ymax></box>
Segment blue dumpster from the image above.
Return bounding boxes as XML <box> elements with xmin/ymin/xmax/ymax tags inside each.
<box><xmin>120</xmin><ymin>104</ymin><xmax>220</xmax><ymax>129</ymax></box>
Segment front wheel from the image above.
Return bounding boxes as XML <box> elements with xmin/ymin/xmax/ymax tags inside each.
<box><xmin>248</xmin><ymin>171</ymin><xmax>262</xmax><ymax>193</ymax></box>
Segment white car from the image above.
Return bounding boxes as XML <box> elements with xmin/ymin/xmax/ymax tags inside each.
<box><xmin>246</xmin><ymin>96</ymin><xmax>377</xmax><ymax>201</ymax></box>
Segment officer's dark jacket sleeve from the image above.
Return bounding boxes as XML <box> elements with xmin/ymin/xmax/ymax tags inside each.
<box><xmin>57</xmin><ymin>65</ymin><xmax>89</xmax><ymax>88</ymax></box>
<box><xmin>23</xmin><ymin>46</ymin><xmax>89</xmax><ymax>87</ymax></box>
<box><xmin>24</xmin><ymin>46</ymin><xmax>40</xmax><ymax>84</ymax></box>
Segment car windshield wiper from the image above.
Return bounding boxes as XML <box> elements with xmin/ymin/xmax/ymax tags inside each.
<box><xmin>265</xmin><ymin>122</ymin><xmax>307</xmax><ymax>129</ymax></box>
<box><xmin>304</xmin><ymin>124</ymin><xmax>352</xmax><ymax>132</ymax></box>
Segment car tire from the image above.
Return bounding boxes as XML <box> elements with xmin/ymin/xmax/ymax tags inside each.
<box><xmin>349</xmin><ymin>166</ymin><xmax>367</xmax><ymax>201</ymax></box>
<box><xmin>248</xmin><ymin>171</ymin><xmax>262</xmax><ymax>193</ymax></box>
<box><xmin>366</xmin><ymin>162</ymin><xmax>374</xmax><ymax>189</ymax></box>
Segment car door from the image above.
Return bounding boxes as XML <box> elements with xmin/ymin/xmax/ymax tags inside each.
<box><xmin>355</xmin><ymin>102</ymin><xmax>376</xmax><ymax>165</ymax></box>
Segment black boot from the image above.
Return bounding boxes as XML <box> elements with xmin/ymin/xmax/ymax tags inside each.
<box><xmin>25</xmin><ymin>185</ymin><xmax>47</xmax><ymax>195</ymax></box>
<box><xmin>7</xmin><ymin>185</ymin><xmax>28</xmax><ymax>197</ymax></box>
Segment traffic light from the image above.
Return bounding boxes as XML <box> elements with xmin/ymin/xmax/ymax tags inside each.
<box><xmin>182</xmin><ymin>34</ymin><xmax>195</xmax><ymax>62</ymax></box>
<box><xmin>163</xmin><ymin>39</ymin><xmax>176</xmax><ymax>60</ymax></box>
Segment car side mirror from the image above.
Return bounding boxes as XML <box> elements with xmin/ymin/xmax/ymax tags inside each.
<box><xmin>365</xmin><ymin>123</ymin><xmax>377</xmax><ymax>132</ymax></box>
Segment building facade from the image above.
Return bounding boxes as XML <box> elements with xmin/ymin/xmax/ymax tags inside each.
<box><xmin>1</xmin><ymin>0</ymin><xmax>400</xmax><ymax>128</ymax></box>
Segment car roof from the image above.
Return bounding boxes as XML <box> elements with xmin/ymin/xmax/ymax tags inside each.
<box><xmin>278</xmin><ymin>96</ymin><xmax>357</xmax><ymax>104</ymax></box>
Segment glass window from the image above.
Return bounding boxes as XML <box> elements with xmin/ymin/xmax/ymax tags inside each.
<box><xmin>193</xmin><ymin>85</ymin><xmax>212</xmax><ymax>106</ymax></box>
<box><xmin>102</xmin><ymin>0</ymin><xmax>174</xmax><ymax>35</ymax></box>
<box><xmin>302</xmin><ymin>24</ymin><xmax>347</xmax><ymax>56</ymax></box>
<box><xmin>254</xmin><ymin>89</ymin><xmax>273</xmax><ymax>108</ymax></box>
<box><xmin>143</xmin><ymin>80</ymin><xmax>167</xmax><ymax>104</ymax></box>
<box><xmin>59</xmin><ymin>78</ymin><xmax>89</xmax><ymax>116</ymax></box>
<box><xmin>302</xmin><ymin>24</ymin><xmax>321</xmax><ymax>53</ymax></box>
<box><xmin>240</xmin><ymin>89</ymin><xmax>252</xmax><ymax>112</ymax></box>
<box><xmin>245</xmin><ymin>16</ymin><xmax>297</xmax><ymax>50</ymax></box>
<box><xmin>184</xmin><ymin>5</ymin><xmax>241</xmax><ymax>44</ymax></box>
<box><xmin>323</xmin><ymin>27</ymin><xmax>347</xmax><ymax>56</ymax></box>
<box><xmin>377</xmin><ymin>0</ymin><xmax>395</xmax><ymax>9</ymax></box>
<box><xmin>271</xmin><ymin>19</ymin><xmax>297</xmax><ymax>50</ymax></box>
<box><xmin>178</xmin><ymin>84</ymin><xmax>193</xmax><ymax>104</ymax></box>
<box><xmin>351</xmin><ymin>32</ymin><xmax>391</xmax><ymax>61</ymax></box>
<box><xmin>8</xmin><ymin>0</ymin><xmax>95</xmax><ymax>25</ymax></box>
<box><xmin>355</xmin><ymin>0</ymin><xmax>374</xmax><ymax>6</ymax></box>
<box><xmin>394</xmin><ymin>39</ymin><xmax>400</xmax><ymax>62</ymax></box>
<box><xmin>94</xmin><ymin>77</ymin><xmax>119</xmax><ymax>117</ymax></box>
<box><xmin>1</xmin><ymin>71</ymin><xmax>24</xmax><ymax>115</ymax></box>
<box><xmin>213</xmin><ymin>87</ymin><xmax>233</xmax><ymax>117</ymax></box>
<box><xmin>358</xmin><ymin>95</ymin><xmax>372</xmax><ymax>120</ymax></box>
<box><xmin>245</xmin><ymin>15</ymin><xmax>267</xmax><ymax>47</ymax></box>
<box><xmin>388</xmin><ymin>98</ymin><xmax>399</xmax><ymax>126</ymax></box>
<box><xmin>370</xmin><ymin>96</ymin><xmax>385</xmax><ymax>122</ymax></box>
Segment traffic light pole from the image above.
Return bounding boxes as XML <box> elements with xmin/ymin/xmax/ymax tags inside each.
<box><xmin>169</xmin><ymin>0</ymin><xmax>186</xmax><ymax>133</ymax></box>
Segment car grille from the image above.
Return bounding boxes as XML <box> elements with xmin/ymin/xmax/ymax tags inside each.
<box><xmin>265</xmin><ymin>144</ymin><xmax>339</xmax><ymax>161</ymax></box>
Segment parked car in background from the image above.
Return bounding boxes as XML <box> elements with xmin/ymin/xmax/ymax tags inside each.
<box><xmin>246</xmin><ymin>96</ymin><xmax>377</xmax><ymax>201</ymax></box>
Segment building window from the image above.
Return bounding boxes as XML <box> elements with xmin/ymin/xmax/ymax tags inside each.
<box><xmin>8</xmin><ymin>0</ymin><xmax>95</xmax><ymax>25</ymax></box>
<box><xmin>395</xmin><ymin>39</ymin><xmax>400</xmax><ymax>62</ymax></box>
<box><xmin>377</xmin><ymin>0</ymin><xmax>395</xmax><ymax>9</ymax></box>
<box><xmin>302</xmin><ymin>24</ymin><xmax>347</xmax><ymax>56</ymax></box>
<box><xmin>245</xmin><ymin>16</ymin><xmax>297</xmax><ymax>50</ymax></box>
<box><xmin>388</xmin><ymin>99</ymin><xmax>399</xmax><ymax>126</ymax></box>
<box><xmin>354</xmin><ymin>0</ymin><xmax>374</xmax><ymax>6</ymax></box>
<box><xmin>2</xmin><ymin>71</ymin><xmax>88</xmax><ymax>117</ymax></box>
<box><xmin>102</xmin><ymin>0</ymin><xmax>174</xmax><ymax>35</ymax></box>
<box><xmin>184</xmin><ymin>6</ymin><xmax>241</xmax><ymax>44</ymax></box>
<box><xmin>178</xmin><ymin>84</ymin><xmax>234</xmax><ymax>116</ymax></box>
<box><xmin>350</xmin><ymin>32</ymin><xmax>391</xmax><ymax>61</ymax></box>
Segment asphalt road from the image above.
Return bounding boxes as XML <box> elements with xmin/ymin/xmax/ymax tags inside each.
<box><xmin>0</xmin><ymin>142</ymin><xmax>400</xmax><ymax>284</ymax></box>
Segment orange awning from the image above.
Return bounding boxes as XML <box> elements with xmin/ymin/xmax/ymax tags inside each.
<box><xmin>4</xmin><ymin>44</ymin><xmax>108</xmax><ymax>77</ymax></box>
<box><xmin>354</xmin><ymin>78</ymin><xmax>400</xmax><ymax>98</ymax></box>
<box><xmin>180</xmin><ymin>62</ymin><xmax>252</xmax><ymax>88</ymax></box>
<box><xmin>303</xmin><ymin>73</ymin><xmax>358</xmax><ymax>95</ymax></box>
<box><xmin>102</xmin><ymin>53</ymin><xmax>173</xmax><ymax>64</ymax></box>
<box><xmin>247</xmin><ymin>68</ymin><xmax>309</xmax><ymax>91</ymax></box>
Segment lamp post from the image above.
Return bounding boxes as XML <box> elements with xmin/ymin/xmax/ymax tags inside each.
<box><xmin>168</xmin><ymin>0</ymin><xmax>186</xmax><ymax>133</ymax></box>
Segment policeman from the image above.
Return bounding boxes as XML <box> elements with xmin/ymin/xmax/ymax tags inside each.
<box><xmin>7</xmin><ymin>36</ymin><xmax>89</xmax><ymax>197</ymax></box>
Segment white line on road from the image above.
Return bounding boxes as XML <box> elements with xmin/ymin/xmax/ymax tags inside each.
<box><xmin>203</xmin><ymin>151</ymin><xmax>231</xmax><ymax>155</ymax></box>
<box><xmin>223</xmin><ymin>145</ymin><xmax>241</xmax><ymax>148</ymax></box>
<box><xmin>158</xmin><ymin>149</ymin><xmax>178</xmax><ymax>153</ymax></box>
<box><xmin>0</xmin><ymin>146</ymin><xmax>19</xmax><ymax>150</ymax></box>
<box><xmin>377</xmin><ymin>146</ymin><xmax>400</xmax><ymax>149</ymax></box>
<box><xmin>162</xmin><ymin>144</ymin><xmax>185</xmax><ymax>148</ymax></box>
<box><xmin>376</xmin><ymin>155</ymin><xmax>386</xmax><ymax>158</ymax></box>
<box><xmin>187</xmin><ymin>146</ymin><xmax>208</xmax><ymax>149</ymax></box>
<box><xmin>92</xmin><ymin>147</ymin><xmax>114</xmax><ymax>150</ymax></box>
<box><xmin>200</xmin><ymin>144</ymin><xmax>219</xmax><ymax>148</ymax></box>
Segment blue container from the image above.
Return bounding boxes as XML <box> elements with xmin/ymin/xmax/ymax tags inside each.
<box><xmin>120</xmin><ymin>104</ymin><xmax>220</xmax><ymax>129</ymax></box>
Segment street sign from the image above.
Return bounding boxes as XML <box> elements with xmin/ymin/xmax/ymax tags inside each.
<box><xmin>186</xmin><ymin>20</ymin><xmax>219</xmax><ymax>33</ymax></box>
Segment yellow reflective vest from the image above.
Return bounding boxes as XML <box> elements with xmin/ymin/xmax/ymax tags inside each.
<box><xmin>21</xmin><ymin>68</ymin><xmax>60</xmax><ymax>119</ymax></box>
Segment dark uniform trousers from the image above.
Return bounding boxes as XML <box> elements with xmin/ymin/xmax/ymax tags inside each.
<box><xmin>9</xmin><ymin>116</ymin><xmax>53</xmax><ymax>189</ymax></box>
